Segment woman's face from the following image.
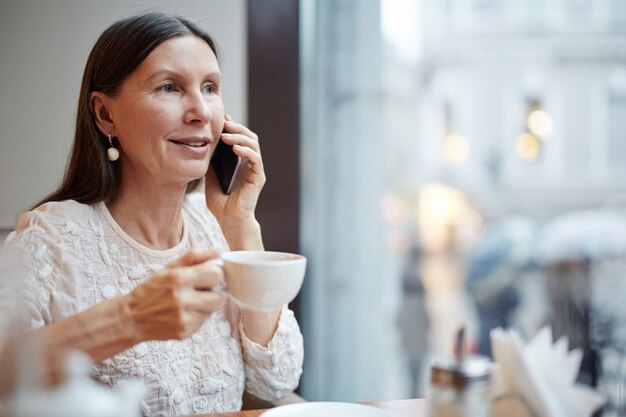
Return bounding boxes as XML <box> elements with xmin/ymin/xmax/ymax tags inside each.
<box><xmin>107</xmin><ymin>35</ymin><xmax>224</xmax><ymax>187</ymax></box>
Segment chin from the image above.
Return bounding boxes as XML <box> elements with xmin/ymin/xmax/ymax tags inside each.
<box><xmin>179</xmin><ymin>163</ymin><xmax>209</xmax><ymax>179</ymax></box>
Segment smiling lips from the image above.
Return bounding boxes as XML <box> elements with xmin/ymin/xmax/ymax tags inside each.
<box><xmin>169</xmin><ymin>137</ymin><xmax>211</xmax><ymax>153</ymax></box>
<box><xmin>172</xmin><ymin>140</ymin><xmax>207</xmax><ymax>147</ymax></box>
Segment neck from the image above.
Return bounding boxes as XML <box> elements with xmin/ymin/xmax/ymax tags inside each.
<box><xmin>106</xmin><ymin>176</ymin><xmax>188</xmax><ymax>250</ymax></box>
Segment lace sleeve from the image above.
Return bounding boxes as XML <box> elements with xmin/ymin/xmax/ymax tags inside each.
<box><xmin>1</xmin><ymin>212</ymin><xmax>68</xmax><ymax>331</ymax></box>
<box><xmin>238</xmin><ymin>306</ymin><xmax>304</xmax><ymax>402</ymax></box>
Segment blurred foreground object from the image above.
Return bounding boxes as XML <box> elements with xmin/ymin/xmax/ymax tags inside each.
<box><xmin>0</xmin><ymin>247</ymin><xmax>145</xmax><ymax>417</ymax></box>
<box><xmin>7</xmin><ymin>350</ymin><xmax>145</xmax><ymax>417</ymax></box>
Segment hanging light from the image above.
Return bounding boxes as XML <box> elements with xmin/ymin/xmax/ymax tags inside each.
<box><xmin>516</xmin><ymin>132</ymin><xmax>541</xmax><ymax>161</ymax></box>
<box><xmin>441</xmin><ymin>100</ymin><xmax>469</xmax><ymax>164</ymax></box>
<box><xmin>527</xmin><ymin>109</ymin><xmax>554</xmax><ymax>138</ymax></box>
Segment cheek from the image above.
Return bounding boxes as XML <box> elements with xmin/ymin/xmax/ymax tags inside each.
<box><xmin>211</xmin><ymin>104</ymin><xmax>226</xmax><ymax>132</ymax></box>
<box><xmin>120</xmin><ymin>103</ymin><xmax>177</xmax><ymax>137</ymax></box>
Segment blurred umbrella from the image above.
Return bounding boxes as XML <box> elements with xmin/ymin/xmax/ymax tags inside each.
<box><xmin>535</xmin><ymin>210</ymin><xmax>626</xmax><ymax>265</ymax></box>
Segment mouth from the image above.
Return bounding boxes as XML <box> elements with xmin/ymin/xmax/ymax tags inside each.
<box><xmin>168</xmin><ymin>137</ymin><xmax>211</xmax><ymax>154</ymax></box>
<box><xmin>170</xmin><ymin>140</ymin><xmax>209</xmax><ymax>147</ymax></box>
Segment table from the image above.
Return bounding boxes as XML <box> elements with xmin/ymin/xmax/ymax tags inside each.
<box><xmin>195</xmin><ymin>399</ymin><xmax>429</xmax><ymax>417</ymax></box>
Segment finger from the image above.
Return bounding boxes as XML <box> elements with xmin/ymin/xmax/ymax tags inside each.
<box><xmin>188</xmin><ymin>261</ymin><xmax>225</xmax><ymax>290</ymax></box>
<box><xmin>179</xmin><ymin>266</ymin><xmax>226</xmax><ymax>291</ymax></box>
<box><xmin>162</xmin><ymin>261</ymin><xmax>224</xmax><ymax>292</ymax></box>
<box><xmin>223</xmin><ymin>120</ymin><xmax>258</xmax><ymax>142</ymax></box>
<box><xmin>176</xmin><ymin>310</ymin><xmax>207</xmax><ymax>339</ymax></box>
<box><xmin>186</xmin><ymin>290</ymin><xmax>226</xmax><ymax>314</ymax></box>
<box><xmin>178</xmin><ymin>286</ymin><xmax>226</xmax><ymax>311</ymax></box>
<box><xmin>233</xmin><ymin>145</ymin><xmax>265</xmax><ymax>177</ymax></box>
<box><xmin>221</xmin><ymin>133</ymin><xmax>261</xmax><ymax>154</ymax></box>
<box><xmin>167</xmin><ymin>249</ymin><xmax>220</xmax><ymax>268</ymax></box>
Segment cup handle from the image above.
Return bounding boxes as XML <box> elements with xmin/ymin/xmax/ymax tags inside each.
<box><xmin>204</xmin><ymin>258</ymin><xmax>277</xmax><ymax>312</ymax></box>
<box><xmin>206</xmin><ymin>258</ymin><xmax>227</xmax><ymax>293</ymax></box>
<box><xmin>206</xmin><ymin>258</ymin><xmax>224</xmax><ymax>268</ymax></box>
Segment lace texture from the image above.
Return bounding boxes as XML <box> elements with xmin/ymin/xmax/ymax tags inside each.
<box><xmin>3</xmin><ymin>193</ymin><xmax>303</xmax><ymax>417</ymax></box>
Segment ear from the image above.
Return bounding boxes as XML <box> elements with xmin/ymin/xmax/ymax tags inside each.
<box><xmin>90</xmin><ymin>91</ymin><xmax>116</xmax><ymax>136</ymax></box>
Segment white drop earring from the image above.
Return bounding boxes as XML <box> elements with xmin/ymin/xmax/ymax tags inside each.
<box><xmin>107</xmin><ymin>134</ymin><xmax>119</xmax><ymax>162</ymax></box>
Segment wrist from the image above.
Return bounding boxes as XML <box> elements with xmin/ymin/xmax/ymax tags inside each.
<box><xmin>241</xmin><ymin>309</ymin><xmax>281</xmax><ymax>347</ymax></box>
<box><xmin>216</xmin><ymin>212</ymin><xmax>257</xmax><ymax>229</ymax></box>
<box><xmin>219</xmin><ymin>217</ymin><xmax>264</xmax><ymax>251</ymax></box>
<box><xmin>118</xmin><ymin>294</ymin><xmax>142</xmax><ymax>345</ymax></box>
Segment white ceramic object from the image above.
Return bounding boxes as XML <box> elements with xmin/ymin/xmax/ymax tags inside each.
<box><xmin>211</xmin><ymin>251</ymin><xmax>306</xmax><ymax>311</ymax></box>
<box><xmin>9</xmin><ymin>350</ymin><xmax>145</xmax><ymax>417</ymax></box>
<box><xmin>260</xmin><ymin>402</ymin><xmax>392</xmax><ymax>417</ymax></box>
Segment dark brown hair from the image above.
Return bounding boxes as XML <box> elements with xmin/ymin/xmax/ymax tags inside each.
<box><xmin>36</xmin><ymin>12</ymin><xmax>218</xmax><ymax>207</ymax></box>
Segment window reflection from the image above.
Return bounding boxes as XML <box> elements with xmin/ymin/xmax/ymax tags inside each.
<box><xmin>301</xmin><ymin>0</ymin><xmax>626</xmax><ymax>412</ymax></box>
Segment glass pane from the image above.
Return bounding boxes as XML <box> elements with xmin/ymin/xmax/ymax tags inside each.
<box><xmin>608</xmin><ymin>94</ymin><xmax>626</xmax><ymax>169</ymax></box>
<box><xmin>300</xmin><ymin>0</ymin><xmax>626</xmax><ymax>413</ymax></box>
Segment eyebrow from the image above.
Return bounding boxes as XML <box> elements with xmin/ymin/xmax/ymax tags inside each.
<box><xmin>146</xmin><ymin>69</ymin><xmax>222</xmax><ymax>82</ymax></box>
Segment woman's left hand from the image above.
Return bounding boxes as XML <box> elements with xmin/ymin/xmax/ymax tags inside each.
<box><xmin>205</xmin><ymin>115</ymin><xmax>265</xmax><ymax>249</ymax></box>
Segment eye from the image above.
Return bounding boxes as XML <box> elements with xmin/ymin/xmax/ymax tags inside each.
<box><xmin>202</xmin><ymin>83</ymin><xmax>217</xmax><ymax>94</ymax></box>
<box><xmin>160</xmin><ymin>83</ymin><xmax>177</xmax><ymax>93</ymax></box>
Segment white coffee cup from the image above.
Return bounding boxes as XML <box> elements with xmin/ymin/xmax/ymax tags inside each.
<box><xmin>210</xmin><ymin>251</ymin><xmax>306</xmax><ymax>311</ymax></box>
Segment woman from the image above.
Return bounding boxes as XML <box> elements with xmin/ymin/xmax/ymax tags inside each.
<box><xmin>2</xmin><ymin>12</ymin><xmax>303</xmax><ymax>417</ymax></box>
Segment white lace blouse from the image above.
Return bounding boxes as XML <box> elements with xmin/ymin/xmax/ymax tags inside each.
<box><xmin>3</xmin><ymin>193</ymin><xmax>304</xmax><ymax>417</ymax></box>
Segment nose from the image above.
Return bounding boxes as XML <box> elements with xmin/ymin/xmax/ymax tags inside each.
<box><xmin>184</xmin><ymin>91</ymin><xmax>211</xmax><ymax>125</ymax></box>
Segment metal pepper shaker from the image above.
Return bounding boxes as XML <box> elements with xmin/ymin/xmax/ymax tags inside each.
<box><xmin>429</xmin><ymin>329</ymin><xmax>492</xmax><ymax>417</ymax></box>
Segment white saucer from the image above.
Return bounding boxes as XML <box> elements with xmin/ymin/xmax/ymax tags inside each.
<box><xmin>260</xmin><ymin>402</ymin><xmax>393</xmax><ymax>417</ymax></box>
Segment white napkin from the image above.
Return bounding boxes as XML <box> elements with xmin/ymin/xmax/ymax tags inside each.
<box><xmin>490</xmin><ymin>326</ymin><xmax>605</xmax><ymax>417</ymax></box>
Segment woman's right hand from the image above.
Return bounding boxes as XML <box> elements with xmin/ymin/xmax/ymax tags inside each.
<box><xmin>125</xmin><ymin>249</ymin><xmax>226</xmax><ymax>342</ymax></box>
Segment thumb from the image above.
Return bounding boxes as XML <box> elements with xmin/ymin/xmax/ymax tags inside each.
<box><xmin>167</xmin><ymin>249</ymin><xmax>220</xmax><ymax>268</ymax></box>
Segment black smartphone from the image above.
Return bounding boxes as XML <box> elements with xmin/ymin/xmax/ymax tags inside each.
<box><xmin>211</xmin><ymin>137</ymin><xmax>243</xmax><ymax>194</ymax></box>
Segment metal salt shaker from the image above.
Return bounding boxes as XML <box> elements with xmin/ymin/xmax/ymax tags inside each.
<box><xmin>430</xmin><ymin>329</ymin><xmax>492</xmax><ymax>417</ymax></box>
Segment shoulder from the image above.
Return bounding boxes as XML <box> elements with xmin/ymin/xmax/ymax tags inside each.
<box><xmin>7</xmin><ymin>200</ymin><xmax>97</xmax><ymax>247</ymax></box>
<box><xmin>14</xmin><ymin>200</ymin><xmax>96</xmax><ymax>234</ymax></box>
<box><xmin>3</xmin><ymin>201</ymin><xmax>96</xmax><ymax>327</ymax></box>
